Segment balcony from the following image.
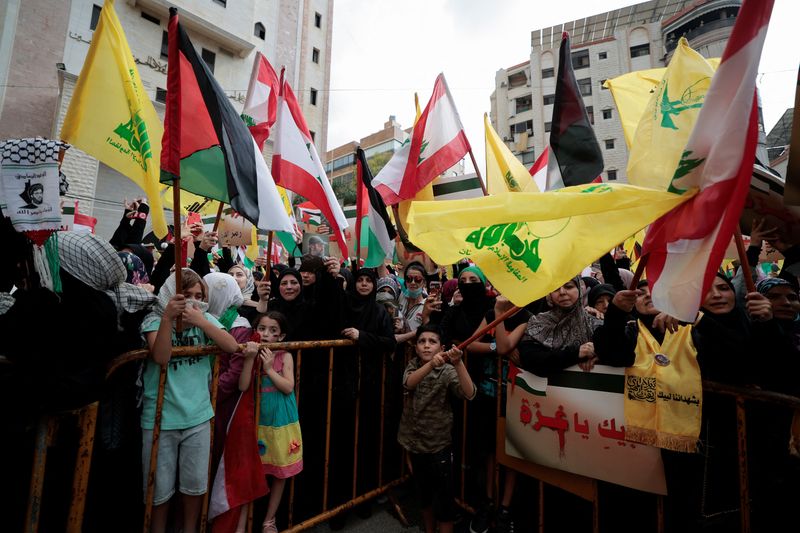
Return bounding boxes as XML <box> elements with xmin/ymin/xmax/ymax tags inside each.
<box><xmin>665</xmin><ymin>14</ymin><xmax>736</xmax><ymax>53</ymax></box>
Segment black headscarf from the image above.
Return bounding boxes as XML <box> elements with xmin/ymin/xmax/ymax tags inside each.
<box><xmin>346</xmin><ymin>268</ymin><xmax>378</xmax><ymax>322</ymax></box>
<box><xmin>345</xmin><ymin>268</ymin><xmax>395</xmax><ymax>352</ymax></box>
<box><xmin>442</xmin><ymin>267</ymin><xmax>495</xmax><ymax>346</ymax></box>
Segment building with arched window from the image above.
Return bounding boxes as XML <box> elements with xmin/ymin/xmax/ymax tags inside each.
<box><xmin>490</xmin><ymin>0</ymin><xmax>741</xmax><ymax>183</ymax></box>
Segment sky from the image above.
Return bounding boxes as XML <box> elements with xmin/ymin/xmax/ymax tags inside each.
<box><xmin>326</xmin><ymin>0</ymin><xmax>800</xmax><ymax>174</ymax></box>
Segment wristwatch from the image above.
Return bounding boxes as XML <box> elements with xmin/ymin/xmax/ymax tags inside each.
<box><xmin>490</xmin><ymin>341</ymin><xmax>497</xmax><ymax>353</ymax></box>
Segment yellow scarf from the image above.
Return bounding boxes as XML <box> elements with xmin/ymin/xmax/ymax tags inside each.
<box><xmin>624</xmin><ymin>320</ymin><xmax>702</xmax><ymax>453</ymax></box>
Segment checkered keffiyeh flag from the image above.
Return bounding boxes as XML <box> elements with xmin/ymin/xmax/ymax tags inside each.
<box><xmin>58</xmin><ymin>231</ymin><xmax>155</xmax><ymax>314</ymax></box>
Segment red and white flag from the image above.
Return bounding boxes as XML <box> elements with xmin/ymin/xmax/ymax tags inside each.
<box><xmin>529</xmin><ymin>149</ymin><xmax>548</xmax><ymax>193</ymax></box>
<box><xmin>209</xmin><ymin>367</ymin><xmax>268</xmax><ymax>532</ymax></box>
<box><xmin>373</xmin><ymin>73</ymin><xmax>470</xmax><ymax>204</ymax></box>
<box><xmin>241</xmin><ymin>52</ymin><xmax>280</xmax><ymax>150</ymax></box>
<box><xmin>641</xmin><ymin>0</ymin><xmax>774</xmax><ymax>322</ymax></box>
<box><xmin>271</xmin><ymin>80</ymin><xmax>350</xmax><ymax>257</ymax></box>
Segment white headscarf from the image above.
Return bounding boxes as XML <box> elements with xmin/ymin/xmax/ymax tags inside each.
<box><xmin>228</xmin><ymin>264</ymin><xmax>255</xmax><ymax>299</ymax></box>
<box><xmin>204</xmin><ymin>272</ymin><xmax>250</xmax><ymax>329</ymax></box>
<box><xmin>141</xmin><ymin>269</ymin><xmax>209</xmax><ymax>331</ymax></box>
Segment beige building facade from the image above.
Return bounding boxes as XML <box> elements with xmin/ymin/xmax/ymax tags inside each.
<box><xmin>490</xmin><ymin>0</ymin><xmax>740</xmax><ymax>182</ymax></box>
<box><xmin>0</xmin><ymin>0</ymin><xmax>333</xmax><ymax>238</ymax></box>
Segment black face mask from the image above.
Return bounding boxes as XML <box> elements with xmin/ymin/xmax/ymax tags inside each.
<box><xmin>458</xmin><ymin>281</ymin><xmax>485</xmax><ymax>302</ymax></box>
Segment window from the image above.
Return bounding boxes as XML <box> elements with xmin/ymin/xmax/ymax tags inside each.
<box><xmin>515</xmin><ymin>95</ymin><xmax>532</xmax><ymax>113</ymax></box>
<box><xmin>602</xmin><ymin>109</ymin><xmax>612</xmax><ymax>120</ymax></box>
<box><xmin>586</xmin><ymin>106</ymin><xmax>594</xmax><ymax>125</ymax></box>
<box><xmin>541</xmin><ymin>68</ymin><xmax>554</xmax><ymax>79</ymax></box>
<box><xmin>310</xmin><ymin>88</ymin><xmax>318</xmax><ymax>106</ymax></box>
<box><xmin>160</xmin><ymin>31</ymin><xmax>168</xmax><ymax>60</ymax></box>
<box><xmin>314</xmin><ymin>12</ymin><xmax>322</xmax><ymax>28</ymax></box>
<box><xmin>90</xmin><ymin>4</ymin><xmax>102</xmax><ymax>31</ymax></box>
<box><xmin>141</xmin><ymin>12</ymin><xmax>160</xmax><ymax>25</ymax></box>
<box><xmin>544</xmin><ymin>122</ymin><xmax>552</xmax><ymax>133</ymax></box>
<box><xmin>312</xmin><ymin>47</ymin><xmax>320</xmax><ymax>64</ymax></box>
<box><xmin>254</xmin><ymin>22</ymin><xmax>265</xmax><ymax>40</ymax></box>
<box><xmin>630</xmin><ymin>43</ymin><xmax>650</xmax><ymax>58</ymax></box>
<box><xmin>508</xmin><ymin>71</ymin><xmax>527</xmax><ymax>88</ymax></box>
<box><xmin>201</xmin><ymin>48</ymin><xmax>216</xmax><ymax>74</ymax></box>
<box><xmin>213</xmin><ymin>0</ymin><xmax>227</xmax><ymax>7</ymax></box>
<box><xmin>571</xmin><ymin>49</ymin><xmax>590</xmax><ymax>70</ymax></box>
<box><xmin>156</xmin><ymin>87</ymin><xmax>167</xmax><ymax>104</ymax></box>
<box><xmin>310</xmin><ymin>131</ymin><xmax>316</xmax><ymax>142</ymax></box>
<box><xmin>520</xmin><ymin>151</ymin><xmax>536</xmax><ymax>165</ymax></box>
<box><xmin>607</xmin><ymin>169</ymin><xmax>618</xmax><ymax>181</ymax></box>
<box><xmin>578</xmin><ymin>78</ymin><xmax>592</xmax><ymax>96</ymax></box>
<box><xmin>599</xmin><ymin>51</ymin><xmax>607</xmax><ymax>60</ymax></box>
<box><xmin>510</xmin><ymin>120</ymin><xmax>533</xmax><ymax>137</ymax></box>
<box><xmin>605</xmin><ymin>139</ymin><xmax>615</xmax><ymax>150</ymax></box>
<box><xmin>542</xmin><ymin>94</ymin><xmax>555</xmax><ymax>106</ymax></box>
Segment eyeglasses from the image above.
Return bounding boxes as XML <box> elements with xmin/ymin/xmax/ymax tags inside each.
<box><xmin>406</xmin><ymin>276</ymin><xmax>424</xmax><ymax>283</ymax></box>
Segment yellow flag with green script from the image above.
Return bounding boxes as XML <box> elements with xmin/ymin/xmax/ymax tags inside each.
<box><xmin>407</xmin><ymin>184</ymin><xmax>692</xmax><ymax>307</ymax></box>
<box><xmin>485</xmin><ymin>113</ymin><xmax>538</xmax><ymax>194</ymax></box>
<box><xmin>625</xmin><ymin>38</ymin><xmax>719</xmax><ymax>191</ymax></box>
<box><xmin>61</xmin><ymin>0</ymin><xmax>167</xmax><ymax>237</ymax></box>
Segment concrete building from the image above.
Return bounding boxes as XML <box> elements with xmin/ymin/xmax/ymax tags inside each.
<box><xmin>0</xmin><ymin>0</ymin><xmax>333</xmax><ymax>238</ymax></box>
<box><xmin>490</xmin><ymin>0</ymin><xmax>740</xmax><ymax>182</ymax></box>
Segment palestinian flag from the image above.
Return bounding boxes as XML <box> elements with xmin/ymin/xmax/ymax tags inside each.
<box><xmin>160</xmin><ymin>8</ymin><xmax>291</xmax><ymax>233</ymax></box>
<box><xmin>356</xmin><ymin>147</ymin><xmax>396</xmax><ymax>267</ymax></box>
<box><xmin>547</xmin><ymin>32</ymin><xmax>604</xmax><ymax>190</ymax></box>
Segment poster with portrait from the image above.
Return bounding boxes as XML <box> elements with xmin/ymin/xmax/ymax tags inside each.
<box><xmin>303</xmin><ymin>232</ymin><xmax>329</xmax><ymax>257</ymax></box>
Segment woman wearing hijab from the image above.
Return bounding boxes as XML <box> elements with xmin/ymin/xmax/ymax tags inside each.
<box><xmin>228</xmin><ymin>264</ymin><xmax>260</xmax><ymax>324</ymax></box>
<box><xmin>395</xmin><ymin>262</ymin><xmax>428</xmax><ymax>344</ymax></box>
<box><xmin>517</xmin><ymin>276</ymin><xmax>602</xmax><ymax>376</ymax></box>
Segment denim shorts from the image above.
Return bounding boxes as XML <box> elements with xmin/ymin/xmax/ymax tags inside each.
<box><xmin>142</xmin><ymin>421</ymin><xmax>211</xmax><ymax>505</ymax></box>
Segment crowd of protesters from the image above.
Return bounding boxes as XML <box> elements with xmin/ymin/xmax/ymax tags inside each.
<box><xmin>1</xmin><ymin>198</ymin><xmax>799</xmax><ymax>533</ymax></box>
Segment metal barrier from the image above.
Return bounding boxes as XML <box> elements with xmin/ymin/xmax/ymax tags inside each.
<box><xmin>103</xmin><ymin>339</ymin><xmax>410</xmax><ymax>533</ymax></box>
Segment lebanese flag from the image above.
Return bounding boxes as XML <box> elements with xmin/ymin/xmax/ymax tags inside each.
<box><xmin>547</xmin><ymin>33</ymin><xmax>604</xmax><ymax>190</ymax></box>
<box><xmin>641</xmin><ymin>0</ymin><xmax>774</xmax><ymax>322</ymax></box>
<box><xmin>529</xmin><ymin>149</ymin><xmax>548</xmax><ymax>192</ymax></box>
<box><xmin>209</xmin><ymin>342</ymin><xmax>268</xmax><ymax>531</ymax></box>
<box><xmin>271</xmin><ymin>79</ymin><xmax>350</xmax><ymax>257</ymax></box>
<box><xmin>356</xmin><ymin>147</ymin><xmax>396</xmax><ymax>267</ymax></box>
<box><xmin>373</xmin><ymin>73</ymin><xmax>471</xmax><ymax>204</ymax></box>
<box><xmin>241</xmin><ymin>52</ymin><xmax>280</xmax><ymax>150</ymax></box>
<box><xmin>160</xmin><ymin>9</ymin><xmax>292</xmax><ymax>233</ymax></box>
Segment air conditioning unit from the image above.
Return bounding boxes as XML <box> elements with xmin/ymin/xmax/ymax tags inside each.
<box><xmin>500</xmin><ymin>81</ymin><xmax>508</xmax><ymax>87</ymax></box>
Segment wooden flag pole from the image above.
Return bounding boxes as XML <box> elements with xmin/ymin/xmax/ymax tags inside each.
<box><xmin>629</xmin><ymin>255</ymin><xmax>649</xmax><ymax>290</ymax></box>
<box><xmin>456</xmin><ymin>305</ymin><xmax>521</xmax><ymax>352</ymax></box>
<box><xmin>354</xmin><ymin>157</ymin><xmax>362</xmax><ymax>265</ymax></box>
<box><xmin>266</xmin><ymin>231</ymin><xmax>274</xmax><ymax>271</ymax></box>
<box><xmin>173</xmin><ymin>180</ymin><xmax>183</xmax><ymax>332</ymax></box>
<box><xmin>467</xmin><ymin>146</ymin><xmax>488</xmax><ymax>197</ymax></box>
<box><xmin>734</xmin><ymin>227</ymin><xmax>757</xmax><ymax>293</ymax></box>
<box><xmin>212</xmin><ymin>202</ymin><xmax>224</xmax><ymax>232</ymax></box>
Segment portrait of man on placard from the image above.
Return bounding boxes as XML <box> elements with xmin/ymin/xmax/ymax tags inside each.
<box><xmin>19</xmin><ymin>180</ymin><xmax>47</xmax><ymax>210</ymax></box>
<box><xmin>303</xmin><ymin>233</ymin><xmax>329</xmax><ymax>257</ymax></box>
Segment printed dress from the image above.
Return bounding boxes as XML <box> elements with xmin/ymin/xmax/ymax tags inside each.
<box><xmin>258</xmin><ymin>350</ymin><xmax>303</xmax><ymax>478</ymax></box>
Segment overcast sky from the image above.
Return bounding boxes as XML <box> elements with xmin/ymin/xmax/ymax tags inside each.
<box><xmin>327</xmin><ymin>0</ymin><xmax>800</xmax><ymax>173</ymax></box>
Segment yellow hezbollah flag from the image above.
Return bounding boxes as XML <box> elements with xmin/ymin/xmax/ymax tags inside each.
<box><xmin>61</xmin><ymin>0</ymin><xmax>167</xmax><ymax>238</ymax></box>
<box><xmin>159</xmin><ymin>185</ymin><xmax>221</xmax><ymax>216</ymax></box>
<box><xmin>407</xmin><ymin>183</ymin><xmax>692</xmax><ymax>307</ymax></box>
<box><xmin>485</xmin><ymin>113</ymin><xmax>538</xmax><ymax>194</ymax></box>
<box><xmin>626</xmin><ymin>38</ymin><xmax>718</xmax><ymax>191</ymax></box>
<box><xmin>604</xmin><ymin>43</ymin><xmax>719</xmax><ymax>154</ymax></box>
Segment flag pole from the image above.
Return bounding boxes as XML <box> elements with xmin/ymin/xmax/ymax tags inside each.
<box><xmin>266</xmin><ymin>231</ymin><xmax>274</xmax><ymax>271</ymax></box>
<box><xmin>354</xmin><ymin>151</ymin><xmax>362</xmax><ymax>265</ymax></box>
<box><xmin>733</xmin><ymin>227</ymin><xmax>757</xmax><ymax>293</ymax></box>
<box><xmin>467</xmin><ymin>146</ymin><xmax>488</xmax><ymax>196</ymax></box>
<box><xmin>212</xmin><ymin>201</ymin><xmax>224</xmax><ymax>232</ymax></box>
<box><xmin>455</xmin><ymin>305</ymin><xmax>521</xmax><ymax>352</ymax></box>
<box><xmin>629</xmin><ymin>255</ymin><xmax>649</xmax><ymax>290</ymax></box>
<box><xmin>172</xmin><ymin>182</ymin><xmax>183</xmax><ymax>332</ymax></box>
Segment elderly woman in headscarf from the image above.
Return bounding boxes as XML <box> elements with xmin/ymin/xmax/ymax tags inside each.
<box><xmin>228</xmin><ymin>264</ymin><xmax>260</xmax><ymax>324</ymax></box>
<box><xmin>516</xmin><ymin>276</ymin><xmax>602</xmax><ymax>376</ymax></box>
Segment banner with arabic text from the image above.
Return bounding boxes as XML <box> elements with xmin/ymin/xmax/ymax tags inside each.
<box><xmin>506</xmin><ymin>364</ymin><xmax>667</xmax><ymax>494</ymax></box>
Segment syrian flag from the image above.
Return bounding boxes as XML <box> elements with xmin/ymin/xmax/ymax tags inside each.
<box><xmin>641</xmin><ymin>0</ymin><xmax>774</xmax><ymax>322</ymax></box>
<box><xmin>160</xmin><ymin>9</ymin><xmax>292</xmax><ymax>233</ymax></box>
<box><xmin>373</xmin><ymin>73</ymin><xmax>471</xmax><ymax>204</ymax></box>
<box><xmin>529</xmin><ymin>149</ymin><xmax>548</xmax><ymax>192</ymax></box>
<box><xmin>271</xmin><ymin>79</ymin><xmax>350</xmax><ymax>257</ymax></box>
<box><xmin>546</xmin><ymin>33</ymin><xmax>604</xmax><ymax>190</ymax></box>
<box><xmin>209</xmin><ymin>352</ymin><xmax>268</xmax><ymax>531</ymax></box>
<box><xmin>356</xmin><ymin>147</ymin><xmax>396</xmax><ymax>267</ymax></box>
<box><xmin>241</xmin><ymin>52</ymin><xmax>280</xmax><ymax>150</ymax></box>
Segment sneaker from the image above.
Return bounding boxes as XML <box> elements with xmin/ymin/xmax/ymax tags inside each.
<box><xmin>469</xmin><ymin>502</ymin><xmax>493</xmax><ymax>533</ymax></box>
<box><xmin>262</xmin><ymin>518</ymin><xmax>278</xmax><ymax>533</ymax></box>
<box><xmin>495</xmin><ymin>507</ymin><xmax>515</xmax><ymax>533</ymax></box>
